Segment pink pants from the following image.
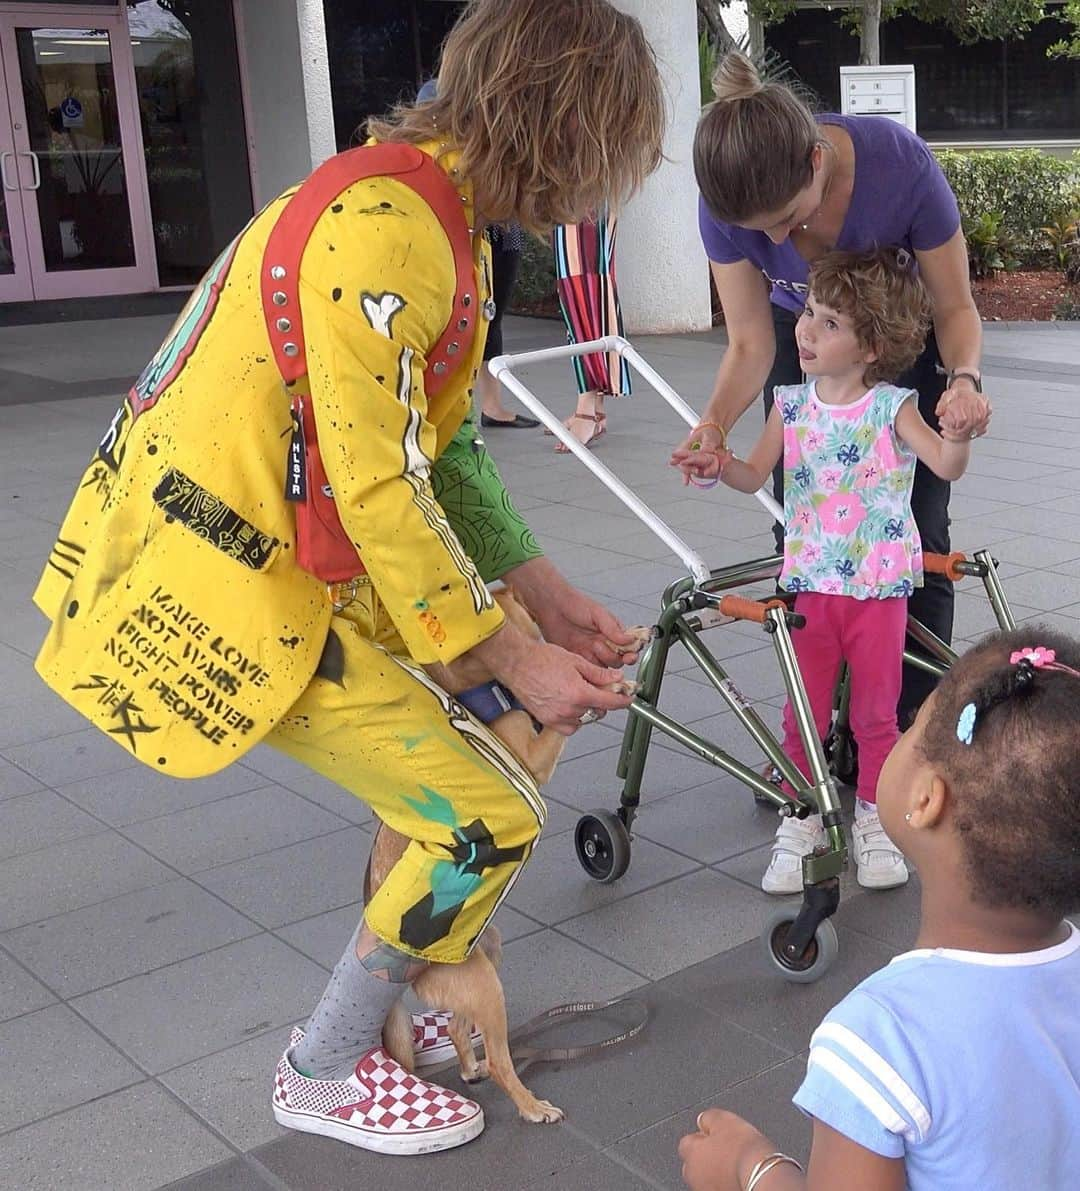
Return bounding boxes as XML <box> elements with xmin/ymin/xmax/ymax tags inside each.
<box><xmin>781</xmin><ymin>592</ymin><xmax>907</xmax><ymax>805</ymax></box>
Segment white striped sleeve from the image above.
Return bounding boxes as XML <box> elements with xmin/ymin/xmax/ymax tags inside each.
<box><xmin>792</xmin><ymin>991</ymin><xmax>931</xmax><ymax>1158</ymax></box>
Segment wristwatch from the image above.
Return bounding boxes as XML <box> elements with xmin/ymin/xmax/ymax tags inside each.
<box><xmin>943</xmin><ymin>368</ymin><xmax>982</xmax><ymax>393</ymax></box>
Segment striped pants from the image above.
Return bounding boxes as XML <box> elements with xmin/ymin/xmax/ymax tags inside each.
<box><xmin>552</xmin><ymin>212</ymin><xmax>631</xmax><ymax>398</ymax></box>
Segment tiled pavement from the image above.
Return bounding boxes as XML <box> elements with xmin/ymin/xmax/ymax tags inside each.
<box><xmin>2</xmin><ymin>313</ymin><xmax>1079</xmax><ymax>1190</ymax></box>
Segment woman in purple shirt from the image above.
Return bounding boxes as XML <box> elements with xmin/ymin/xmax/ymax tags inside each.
<box><xmin>671</xmin><ymin>53</ymin><xmax>991</xmax><ymax>890</ymax></box>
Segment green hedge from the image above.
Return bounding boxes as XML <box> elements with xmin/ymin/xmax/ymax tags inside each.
<box><xmin>510</xmin><ymin>231</ymin><xmax>557</xmax><ymax>312</ymax></box>
<box><xmin>934</xmin><ymin>148</ymin><xmax>1080</xmax><ymax>264</ymax></box>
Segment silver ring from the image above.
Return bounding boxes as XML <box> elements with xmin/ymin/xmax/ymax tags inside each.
<box><xmin>970</xmin><ymin>430</ymin><xmax>978</xmax><ymax>440</ymax></box>
<box><xmin>578</xmin><ymin>708</ymin><xmax>600</xmax><ymax>725</ymax></box>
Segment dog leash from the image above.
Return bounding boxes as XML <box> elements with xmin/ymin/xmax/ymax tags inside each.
<box><xmin>509</xmin><ymin>996</ymin><xmax>650</xmax><ymax>1073</ymax></box>
<box><xmin>420</xmin><ymin>995</ymin><xmax>649</xmax><ymax>1078</ymax></box>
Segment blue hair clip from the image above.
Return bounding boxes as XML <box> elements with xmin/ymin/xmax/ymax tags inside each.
<box><xmin>956</xmin><ymin>702</ymin><xmax>976</xmax><ymax>746</ymax></box>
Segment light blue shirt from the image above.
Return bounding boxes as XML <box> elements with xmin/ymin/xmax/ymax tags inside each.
<box><xmin>793</xmin><ymin>922</ymin><xmax>1080</xmax><ymax>1189</ymax></box>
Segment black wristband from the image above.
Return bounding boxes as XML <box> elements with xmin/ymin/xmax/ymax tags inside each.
<box><xmin>945</xmin><ymin>369</ymin><xmax>982</xmax><ymax>393</ymax></box>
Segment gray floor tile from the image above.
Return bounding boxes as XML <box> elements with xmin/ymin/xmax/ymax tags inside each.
<box><xmin>560</xmin><ymin>869</ymin><xmax>776</xmax><ymax>981</ymax></box>
<box><xmin>0</xmin><ymin>788</ymin><xmax>106</xmax><ymax>860</ymax></box>
<box><xmin>655</xmin><ymin>928</ymin><xmax>896</xmax><ymax>1055</ymax></box>
<box><xmin>990</xmin><ymin>569</ymin><xmax>1080</xmax><ymax>612</ymax></box>
<box><xmin>159</xmin><ymin>1158</ymin><xmax>275</xmax><ymax>1191</ymax></box>
<box><xmin>56</xmin><ymin>763</ymin><xmax>271</xmax><ymax>826</ymax></box>
<box><xmin>161</xmin><ymin>1030</ymin><xmax>292</xmax><ymax>1152</ymax></box>
<box><xmin>2</xmin><ymin>725</ymin><xmax>139</xmax><ymax>785</ymax></box>
<box><xmin>71</xmin><ymin>935</ymin><xmax>330</xmax><ymax>1073</ymax></box>
<box><xmin>0</xmin><ymin>1003</ymin><xmax>143</xmax><ymax>1132</ymax></box>
<box><xmin>0</xmin><ymin>951</ymin><xmax>56</xmax><ymax>1022</ymax></box>
<box><xmin>0</xmin><ymin>831</ymin><xmax>173</xmax><ymax>931</ymax></box>
<box><xmin>3</xmin><ymin>879</ymin><xmax>260</xmax><ymax>997</ymax></box>
<box><xmin>0</xmin><ymin>1083</ymin><xmax>232</xmax><ymax>1190</ymax></box>
<box><xmin>542</xmin><ymin>741</ymin><xmax>717</xmax><ymax>813</ymax></box>
<box><xmin>508</xmin><ymin>833</ymin><xmax>700</xmax><ymax>928</ymax></box>
<box><xmin>612</xmin><ymin>1056</ymin><xmax>811</xmax><ymax>1187</ymax></box>
<box><xmin>632</xmin><ymin>778</ymin><xmax>780</xmax><ymax>863</ymax></box>
<box><xmin>272</xmin><ymin>901</ymin><xmax>361</xmax><ymax>969</ymax></box>
<box><xmin>0</xmin><ymin>755</ymin><xmax>42</xmax><ymax>802</ymax></box>
<box><xmin>123</xmin><ymin>786</ymin><xmax>347</xmax><ymax>873</ymax></box>
<box><xmin>499</xmin><ymin>929</ymin><xmax>647</xmax><ymax>1028</ymax></box>
<box><xmin>836</xmin><ymin>872</ymin><xmax>922</xmax><ymax>953</ymax></box>
<box><xmin>988</xmin><ymin>534</ymin><xmax>1080</xmax><ymax>569</ymax></box>
<box><xmin>519</xmin><ymin>1150</ymin><xmax>669</xmax><ymax>1190</ymax></box>
<box><xmin>196</xmin><ymin>827</ymin><xmax>369</xmax><ymax>929</ymax></box>
<box><xmin>509</xmin><ymin>986</ymin><xmax>788</xmax><ymax>1150</ymax></box>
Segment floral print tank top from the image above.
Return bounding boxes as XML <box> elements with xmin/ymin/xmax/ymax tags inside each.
<box><xmin>778</xmin><ymin>381</ymin><xmax>923</xmax><ymax>600</ymax></box>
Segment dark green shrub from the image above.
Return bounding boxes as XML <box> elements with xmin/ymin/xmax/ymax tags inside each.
<box><xmin>962</xmin><ymin>211</ymin><xmax>1019</xmax><ymax>279</ymax></box>
<box><xmin>1053</xmin><ymin>291</ymin><xmax>1080</xmax><ymax>319</ymax></box>
<box><xmin>510</xmin><ymin>232</ymin><xmax>556</xmax><ymax>313</ymax></box>
<box><xmin>935</xmin><ymin>148</ymin><xmax>1080</xmax><ymax>265</ymax></box>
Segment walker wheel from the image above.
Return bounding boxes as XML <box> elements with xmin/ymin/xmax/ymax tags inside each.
<box><xmin>574</xmin><ymin>810</ymin><xmax>631</xmax><ymax>884</ymax></box>
<box><xmin>762</xmin><ymin>907</ymin><xmax>839</xmax><ymax>984</ymax></box>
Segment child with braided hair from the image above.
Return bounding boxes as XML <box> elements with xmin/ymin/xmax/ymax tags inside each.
<box><xmin>679</xmin><ymin>627</ymin><xmax>1080</xmax><ymax>1191</ymax></box>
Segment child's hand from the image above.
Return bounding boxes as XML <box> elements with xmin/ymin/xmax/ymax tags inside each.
<box><xmin>938</xmin><ymin>392</ymin><xmax>986</xmax><ymax>443</ymax></box>
<box><xmin>678</xmin><ymin>1109</ymin><xmax>776</xmax><ymax>1190</ymax></box>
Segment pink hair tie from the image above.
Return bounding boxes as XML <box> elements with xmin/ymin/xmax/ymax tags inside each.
<box><xmin>1009</xmin><ymin>646</ymin><xmax>1080</xmax><ymax>678</ymax></box>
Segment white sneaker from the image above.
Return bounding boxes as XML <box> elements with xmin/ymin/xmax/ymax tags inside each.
<box><xmin>761</xmin><ymin>813</ymin><xmax>825</xmax><ymax>895</ymax></box>
<box><xmin>852</xmin><ymin>805</ymin><xmax>908</xmax><ymax>890</ymax></box>
<box><xmin>272</xmin><ymin>1043</ymin><xmax>484</xmax><ymax>1155</ymax></box>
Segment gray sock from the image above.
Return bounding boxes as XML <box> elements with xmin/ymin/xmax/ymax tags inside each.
<box><xmin>291</xmin><ymin>923</ymin><xmax>412</xmax><ymax>1081</ymax></box>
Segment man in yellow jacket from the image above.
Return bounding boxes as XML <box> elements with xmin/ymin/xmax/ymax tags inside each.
<box><xmin>33</xmin><ymin>0</ymin><xmax>665</xmax><ymax>1156</ymax></box>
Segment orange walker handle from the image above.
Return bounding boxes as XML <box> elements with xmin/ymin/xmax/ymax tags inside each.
<box><xmin>923</xmin><ymin>551</ymin><xmax>968</xmax><ymax>582</ymax></box>
<box><xmin>719</xmin><ymin>595</ymin><xmax>789</xmax><ymax>625</ymax></box>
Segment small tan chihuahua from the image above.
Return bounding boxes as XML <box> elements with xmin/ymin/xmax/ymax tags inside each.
<box><xmin>369</xmin><ymin>588</ymin><xmax>650</xmax><ymax>1124</ymax></box>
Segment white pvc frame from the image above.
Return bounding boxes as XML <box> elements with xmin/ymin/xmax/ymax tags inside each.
<box><xmin>489</xmin><ymin>336</ymin><xmax>784</xmax><ymax>585</ymax></box>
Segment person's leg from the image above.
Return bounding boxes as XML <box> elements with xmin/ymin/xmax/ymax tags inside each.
<box><xmin>844</xmin><ymin>596</ymin><xmax>908</xmax><ymax>889</ymax></box>
<box><xmin>478</xmin><ymin>236</ymin><xmax>537</xmax><ymax>427</ymax></box>
<box><xmin>764</xmin><ymin>593</ymin><xmax>844</xmax><ymax>895</ymax></box>
<box><xmin>762</xmin><ymin>306</ymin><xmax>802</xmax><ymax>553</ymax></box>
<box><xmin>897</xmin><ymin>335</ymin><xmax>953</xmax><ymax>727</ymax></box>
<box><xmin>268</xmin><ymin>598</ymin><xmax>543</xmax><ymax>1151</ymax></box>
<box><xmin>552</xmin><ymin>217</ymin><xmax>622</xmax><ymax>449</ymax></box>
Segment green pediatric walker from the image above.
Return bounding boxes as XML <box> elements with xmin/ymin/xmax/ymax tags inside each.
<box><xmin>490</xmin><ymin>336</ymin><xmax>1016</xmax><ymax>983</ymax></box>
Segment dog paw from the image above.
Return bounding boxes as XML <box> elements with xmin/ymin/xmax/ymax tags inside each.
<box><xmin>461</xmin><ymin>1059</ymin><xmax>490</xmax><ymax>1084</ymax></box>
<box><xmin>626</xmin><ymin>625</ymin><xmax>655</xmax><ymax>651</ymax></box>
<box><xmin>606</xmin><ymin>679</ymin><xmax>639</xmax><ymax>696</ymax></box>
<box><xmin>520</xmin><ymin>1099</ymin><xmax>565</xmax><ymax>1124</ymax></box>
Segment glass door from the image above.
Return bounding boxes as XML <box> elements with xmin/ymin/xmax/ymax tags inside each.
<box><xmin>0</xmin><ymin>7</ymin><xmax>157</xmax><ymax>300</ymax></box>
<box><xmin>0</xmin><ymin>40</ymin><xmax>33</xmax><ymax>300</ymax></box>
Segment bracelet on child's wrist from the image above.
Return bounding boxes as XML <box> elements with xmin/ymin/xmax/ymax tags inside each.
<box><xmin>744</xmin><ymin>1152</ymin><xmax>804</xmax><ymax>1191</ymax></box>
<box><xmin>691</xmin><ymin>420</ymin><xmax>728</xmax><ymax>449</ymax></box>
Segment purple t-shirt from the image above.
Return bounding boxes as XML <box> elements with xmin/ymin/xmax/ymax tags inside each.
<box><xmin>698</xmin><ymin>114</ymin><xmax>960</xmax><ymax>314</ymax></box>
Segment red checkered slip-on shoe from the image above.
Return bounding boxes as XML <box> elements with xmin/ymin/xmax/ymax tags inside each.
<box><xmin>411</xmin><ymin>1010</ymin><xmax>483</xmax><ymax>1070</ymax></box>
<box><xmin>272</xmin><ymin>1044</ymin><xmax>484</xmax><ymax>1155</ymax></box>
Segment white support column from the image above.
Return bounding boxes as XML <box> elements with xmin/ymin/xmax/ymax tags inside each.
<box><xmin>235</xmin><ymin>0</ymin><xmax>336</xmax><ymax>207</ymax></box>
<box><xmin>612</xmin><ymin>0</ymin><xmax>711</xmax><ymax>334</ymax></box>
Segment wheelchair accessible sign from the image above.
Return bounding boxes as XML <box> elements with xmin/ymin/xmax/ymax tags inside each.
<box><xmin>60</xmin><ymin>96</ymin><xmax>84</xmax><ymax>128</ymax></box>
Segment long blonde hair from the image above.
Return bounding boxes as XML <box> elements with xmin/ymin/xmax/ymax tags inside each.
<box><xmin>367</xmin><ymin>0</ymin><xmax>665</xmax><ymax>236</ymax></box>
<box><xmin>694</xmin><ymin>51</ymin><xmax>823</xmax><ymax>224</ymax></box>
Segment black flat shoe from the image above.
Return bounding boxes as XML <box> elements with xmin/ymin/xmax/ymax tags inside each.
<box><xmin>480</xmin><ymin>412</ymin><xmax>540</xmax><ymax>429</ymax></box>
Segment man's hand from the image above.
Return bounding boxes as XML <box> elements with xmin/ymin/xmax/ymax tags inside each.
<box><xmin>469</xmin><ymin>621</ymin><xmax>633</xmax><ymax>735</ymax></box>
<box><xmin>505</xmin><ymin>557</ymin><xmax>645</xmax><ymax>667</ymax></box>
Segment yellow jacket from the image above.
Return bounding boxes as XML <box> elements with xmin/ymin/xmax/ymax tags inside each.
<box><xmin>33</xmin><ymin>143</ymin><xmax>535</xmax><ymax>778</ymax></box>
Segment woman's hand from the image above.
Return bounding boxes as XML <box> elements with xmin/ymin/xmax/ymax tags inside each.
<box><xmin>936</xmin><ymin>384</ymin><xmax>991</xmax><ymax>442</ymax></box>
<box><xmin>678</xmin><ymin>1109</ymin><xmax>778</xmax><ymax>1191</ymax></box>
<box><xmin>670</xmin><ymin>424</ymin><xmax>729</xmax><ymax>487</ymax></box>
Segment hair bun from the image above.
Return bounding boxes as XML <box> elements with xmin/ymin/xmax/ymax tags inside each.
<box><xmin>711</xmin><ymin>51</ymin><xmax>764</xmax><ymax>103</ymax></box>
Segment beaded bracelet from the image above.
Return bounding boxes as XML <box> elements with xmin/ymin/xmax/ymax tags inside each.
<box><xmin>744</xmin><ymin>1152</ymin><xmax>804</xmax><ymax>1191</ymax></box>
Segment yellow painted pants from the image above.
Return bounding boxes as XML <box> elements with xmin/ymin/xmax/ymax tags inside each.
<box><xmin>267</xmin><ymin>582</ymin><xmax>545</xmax><ymax>964</ymax></box>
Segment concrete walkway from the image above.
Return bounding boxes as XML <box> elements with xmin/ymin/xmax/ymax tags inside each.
<box><xmin>1</xmin><ymin>314</ymin><xmax>1079</xmax><ymax>1190</ymax></box>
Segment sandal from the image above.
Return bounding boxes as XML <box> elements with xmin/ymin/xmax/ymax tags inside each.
<box><xmin>554</xmin><ymin>412</ymin><xmax>606</xmax><ymax>453</ymax></box>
